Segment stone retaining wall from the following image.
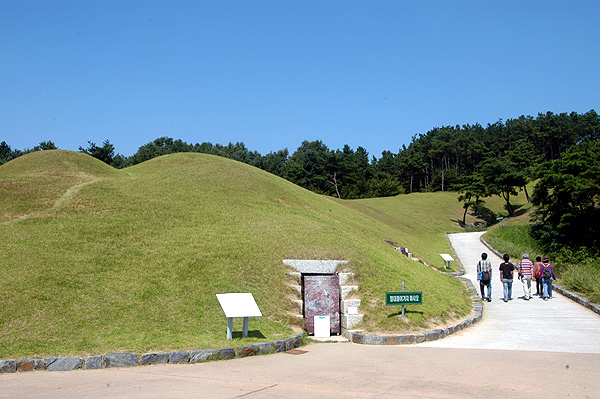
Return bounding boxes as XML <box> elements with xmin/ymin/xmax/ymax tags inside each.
<box><xmin>0</xmin><ymin>332</ymin><xmax>305</xmax><ymax>374</ymax></box>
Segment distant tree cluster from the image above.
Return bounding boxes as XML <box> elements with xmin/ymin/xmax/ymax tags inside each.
<box><xmin>0</xmin><ymin>140</ymin><xmax>57</xmax><ymax>165</ymax></box>
<box><xmin>402</xmin><ymin>111</ymin><xmax>600</xmax><ymax>216</ymax></box>
<box><xmin>3</xmin><ymin>109</ymin><xmax>599</xmax><ymax>250</ymax></box>
<box><xmin>531</xmin><ymin>139</ymin><xmax>600</xmax><ymax>249</ymax></box>
<box><xmin>113</xmin><ymin>137</ymin><xmax>403</xmax><ymax>199</ymax></box>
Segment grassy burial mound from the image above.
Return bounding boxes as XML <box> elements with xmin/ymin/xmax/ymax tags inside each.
<box><xmin>0</xmin><ymin>150</ymin><xmax>470</xmax><ymax>358</ymax></box>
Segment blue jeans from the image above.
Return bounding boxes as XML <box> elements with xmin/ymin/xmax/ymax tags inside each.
<box><xmin>480</xmin><ymin>280</ymin><xmax>492</xmax><ymax>299</ymax></box>
<box><xmin>542</xmin><ymin>278</ymin><xmax>553</xmax><ymax>298</ymax></box>
<box><xmin>502</xmin><ymin>278</ymin><xmax>513</xmax><ymax>300</ymax></box>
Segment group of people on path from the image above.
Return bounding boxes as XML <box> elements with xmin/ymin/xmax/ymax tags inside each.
<box><xmin>476</xmin><ymin>252</ymin><xmax>556</xmax><ymax>302</ymax></box>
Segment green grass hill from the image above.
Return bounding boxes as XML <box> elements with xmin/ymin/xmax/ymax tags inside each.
<box><xmin>1</xmin><ymin>150</ymin><xmax>478</xmax><ymax>358</ymax></box>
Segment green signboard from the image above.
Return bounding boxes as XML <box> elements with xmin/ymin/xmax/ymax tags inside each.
<box><xmin>386</xmin><ymin>292</ymin><xmax>423</xmax><ymax>306</ymax></box>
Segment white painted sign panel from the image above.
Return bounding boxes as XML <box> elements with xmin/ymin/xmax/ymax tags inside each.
<box><xmin>216</xmin><ymin>293</ymin><xmax>262</xmax><ymax>318</ymax></box>
<box><xmin>439</xmin><ymin>253</ymin><xmax>454</xmax><ymax>262</ymax></box>
<box><xmin>216</xmin><ymin>293</ymin><xmax>262</xmax><ymax>340</ymax></box>
<box><xmin>439</xmin><ymin>253</ymin><xmax>454</xmax><ymax>269</ymax></box>
<box><xmin>314</xmin><ymin>315</ymin><xmax>330</xmax><ymax>338</ymax></box>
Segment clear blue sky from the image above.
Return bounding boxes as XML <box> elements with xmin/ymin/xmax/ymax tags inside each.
<box><xmin>2</xmin><ymin>0</ymin><xmax>599</xmax><ymax>159</ymax></box>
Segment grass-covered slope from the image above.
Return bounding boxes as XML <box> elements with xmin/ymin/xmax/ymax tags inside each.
<box><xmin>0</xmin><ymin>151</ymin><xmax>470</xmax><ymax>358</ymax></box>
<box><xmin>0</xmin><ymin>150</ymin><xmax>123</xmax><ymax>224</ymax></box>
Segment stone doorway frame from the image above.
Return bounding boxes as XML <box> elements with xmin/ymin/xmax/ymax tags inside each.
<box><xmin>283</xmin><ymin>260</ymin><xmax>363</xmax><ymax>337</ymax></box>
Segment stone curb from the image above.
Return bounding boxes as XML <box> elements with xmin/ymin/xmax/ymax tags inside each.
<box><xmin>552</xmin><ymin>285</ymin><xmax>600</xmax><ymax>316</ymax></box>
<box><xmin>346</xmin><ymin>234</ymin><xmax>483</xmax><ymax>345</ymax></box>
<box><xmin>480</xmin><ymin>236</ymin><xmax>600</xmax><ymax>317</ymax></box>
<box><xmin>444</xmin><ymin>232</ymin><xmax>467</xmax><ymax>277</ymax></box>
<box><xmin>0</xmin><ymin>332</ymin><xmax>305</xmax><ymax>374</ymax></box>
<box><xmin>347</xmin><ymin>279</ymin><xmax>483</xmax><ymax>345</ymax></box>
<box><xmin>479</xmin><ymin>236</ymin><xmax>520</xmax><ymax>269</ymax></box>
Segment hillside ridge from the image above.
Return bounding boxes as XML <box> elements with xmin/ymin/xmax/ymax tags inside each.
<box><xmin>0</xmin><ymin>150</ymin><xmax>476</xmax><ymax>358</ymax></box>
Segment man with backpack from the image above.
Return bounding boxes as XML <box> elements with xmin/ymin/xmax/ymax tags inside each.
<box><xmin>518</xmin><ymin>253</ymin><xmax>534</xmax><ymax>300</ymax></box>
<box><xmin>499</xmin><ymin>253</ymin><xmax>515</xmax><ymax>302</ymax></box>
<box><xmin>541</xmin><ymin>256</ymin><xmax>556</xmax><ymax>301</ymax></box>
<box><xmin>533</xmin><ymin>256</ymin><xmax>544</xmax><ymax>296</ymax></box>
<box><xmin>477</xmin><ymin>252</ymin><xmax>492</xmax><ymax>302</ymax></box>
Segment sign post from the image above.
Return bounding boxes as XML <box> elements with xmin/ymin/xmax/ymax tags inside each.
<box><xmin>216</xmin><ymin>293</ymin><xmax>262</xmax><ymax>340</ymax></box>
<box><xmin>386</xmin><ymin>283</ymin><xmax>423</xmax><ymax>320</ymax></box>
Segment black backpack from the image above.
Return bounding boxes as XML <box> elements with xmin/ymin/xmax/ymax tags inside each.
<box><xmin>479</xmin><ymin>262</ymin><xmax>491</xmax><ymax>282</ymax></box>
<box><xmin>481</xmin><ymin>270</ymin><xmax>491</xmax><ymax>282</ymax></box>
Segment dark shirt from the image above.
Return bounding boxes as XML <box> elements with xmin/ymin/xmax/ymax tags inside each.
<box><xmin>499</xmin><ymin>262</ymin><xmax>515</xmax><ymax>280</ymax></box>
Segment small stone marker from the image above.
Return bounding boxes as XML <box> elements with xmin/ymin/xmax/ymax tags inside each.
<box><xmin>190</xmin><ymin>349</ymin><xmax>215</xmax><ymax>363</ymax></box>
<box><xmin>46</xmin><ymin>357</ymin><xmax>84</xmax><ymax>372</ymax></box>
<box><xmin>84</xmin><ymin>356</ymin><xmax>103</xmax><ymax>370</ymax></box>
<box><xmin>102</xmin><ymin>353</ymin><xmax>138</xmax><ymax>368</ymax></box>
<box><xmin>169</xmin><ymin>351</ymin><xmax>190</xmax><ymax>364</ymax></box>
<box><xmin>140</xmin><ymin>353</ymin><xmax>169</xmax><ymax>366</ymax></box>
<box><xmin>0</xmin><ymin>360</ymin><xmax>16</xmax><ymax>373</ymax></box>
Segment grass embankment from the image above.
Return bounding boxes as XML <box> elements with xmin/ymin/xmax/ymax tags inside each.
<box><xmin>1</xmin><ymin>150</ymin><xmax>471</xmax><ymax>358</ymax></box>
<box><xmin>485</xmin><ymin>208</ymin><xmax>600</xmax><ymax>303</ymax></box>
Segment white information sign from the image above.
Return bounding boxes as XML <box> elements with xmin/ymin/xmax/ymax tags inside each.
<box><xmin>216</xmin><ymin>293</ymin><xmax>262</xmax><ymax>340</ymax></box>
<box><xmin>439</xmin><ymin>253</ymin><xmax>454</xmax><ymax>269</ymax></box>
<box><xmin>314</xmin><ymin>315</ymin><xmax>330</xmax><ymax>338</ymax></box>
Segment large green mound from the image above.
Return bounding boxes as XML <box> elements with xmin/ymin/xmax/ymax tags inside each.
<box><xmin>0</xmin><ymin>150</ymin><xmax>123</xmax><ymax>223</ymax></box>
<box><xmin>0</xmin><ymin>151</ymin><xmax>471</xmax><ymax>358</ymax></box>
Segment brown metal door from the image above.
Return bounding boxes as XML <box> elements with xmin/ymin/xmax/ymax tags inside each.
<box><xmin>303</xmin><ymin>275</ymin><xmax>340</xmax><ymax>334</ymax></box>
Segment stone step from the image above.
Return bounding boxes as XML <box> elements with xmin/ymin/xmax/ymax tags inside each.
<box><xmin>341</xmin><ymin>299</ymin><xmax>361</xmax><ymax>313</ymax></box>
<box><xmin>290</xmin><ymin>299</ymin><xmax>303</xmax><ymax>313</ymax></box>
<box><xmin>342</xmin><ymin>314</ymin><xmax>364</xmax><ymax>330</ymax></box>
<box><xmin>289</xmin><ymin>285</ymin><xmax>302</xmax><ymax>295</ymax></box>
<box><xmin>286</xmin><ymin>271</ymin><xmax>301</xmax><ymax>284</ymax></box>
<box><xmin>341</xmin><ymin>286</ymin><xmax>359</xmax><ymax>300</ymax></box>
<box><xmin>338</xmin><ymin>272</ymin><xmax>355</xmax><ymax>285</ymax></box>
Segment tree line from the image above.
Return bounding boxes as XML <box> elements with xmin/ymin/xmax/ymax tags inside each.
<box><xmin>0</xmin><ymin>140</ymin><xmax>58</xmax><ymax>163</ymax></box>
<box><xmin>2</xmin><ymin>109</ymin><xmax>599</xmax><ymax>250</ymax></box>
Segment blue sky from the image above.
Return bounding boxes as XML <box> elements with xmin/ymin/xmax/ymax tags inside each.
<box><xmin>2</xmin><ymin>1</ymin><xmax>599</xmax><ymax>159</ymax></box>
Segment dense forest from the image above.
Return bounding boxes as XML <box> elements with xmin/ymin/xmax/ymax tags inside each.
<box><xmin>2</xmin><ymin>109</ymin><xmax>600</xmax><ymax>249</ymax></box>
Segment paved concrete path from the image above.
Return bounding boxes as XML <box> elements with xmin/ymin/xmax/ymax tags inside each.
<box><xmin>3</xmin><ymin>232</ymin><xmax>600</xmax><ymax>398</ymax></box>
<box><xmin>420</xmin><ymin>231</ymin><xmax>600</xmax><ymax>354</ymax></box>
<box><xmin>2</xmin><ymin>345</ymin><xmax>599</xmax><ymax>399</ymax></box>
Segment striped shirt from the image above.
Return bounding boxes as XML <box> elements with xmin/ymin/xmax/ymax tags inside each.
<box><xmin>477</xmin><ymin>259</ymin><xmax>492</xmax><ymax>277</ymax></box>
<box><xmin>518</xmin><ymin>259</ymin><xmax>534</xmax><ymax>278</ymax></box>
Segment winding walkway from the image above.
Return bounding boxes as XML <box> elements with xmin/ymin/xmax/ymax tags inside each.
<box><xmin>420</xmin><ymin>231</ymin><xmax>600</xmax><ymax>354</ymax></box>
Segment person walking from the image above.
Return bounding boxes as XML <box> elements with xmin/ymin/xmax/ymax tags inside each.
<box><xmin>541</xmin><ymin>256</ymin><xmax>556</xmax><ymax>301</ymax></box>
<box><xmin>477</xmin><ymin>252</ymin><xmax>492</xmax><ymax>302</ymax></box>
<box><xmin>533</xmin><ymin>256</ymin><xmax>543</xmax><ymax>296</ymax></box>
<box><xmin>518</xmin><ymin>253</ymin><xmax>534</xmax><ymax>300</ymax></box>
<box><xmin>499</xmin><ymin>253</ymin><xmax>515</xmax><ymax>302</ymax></box>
